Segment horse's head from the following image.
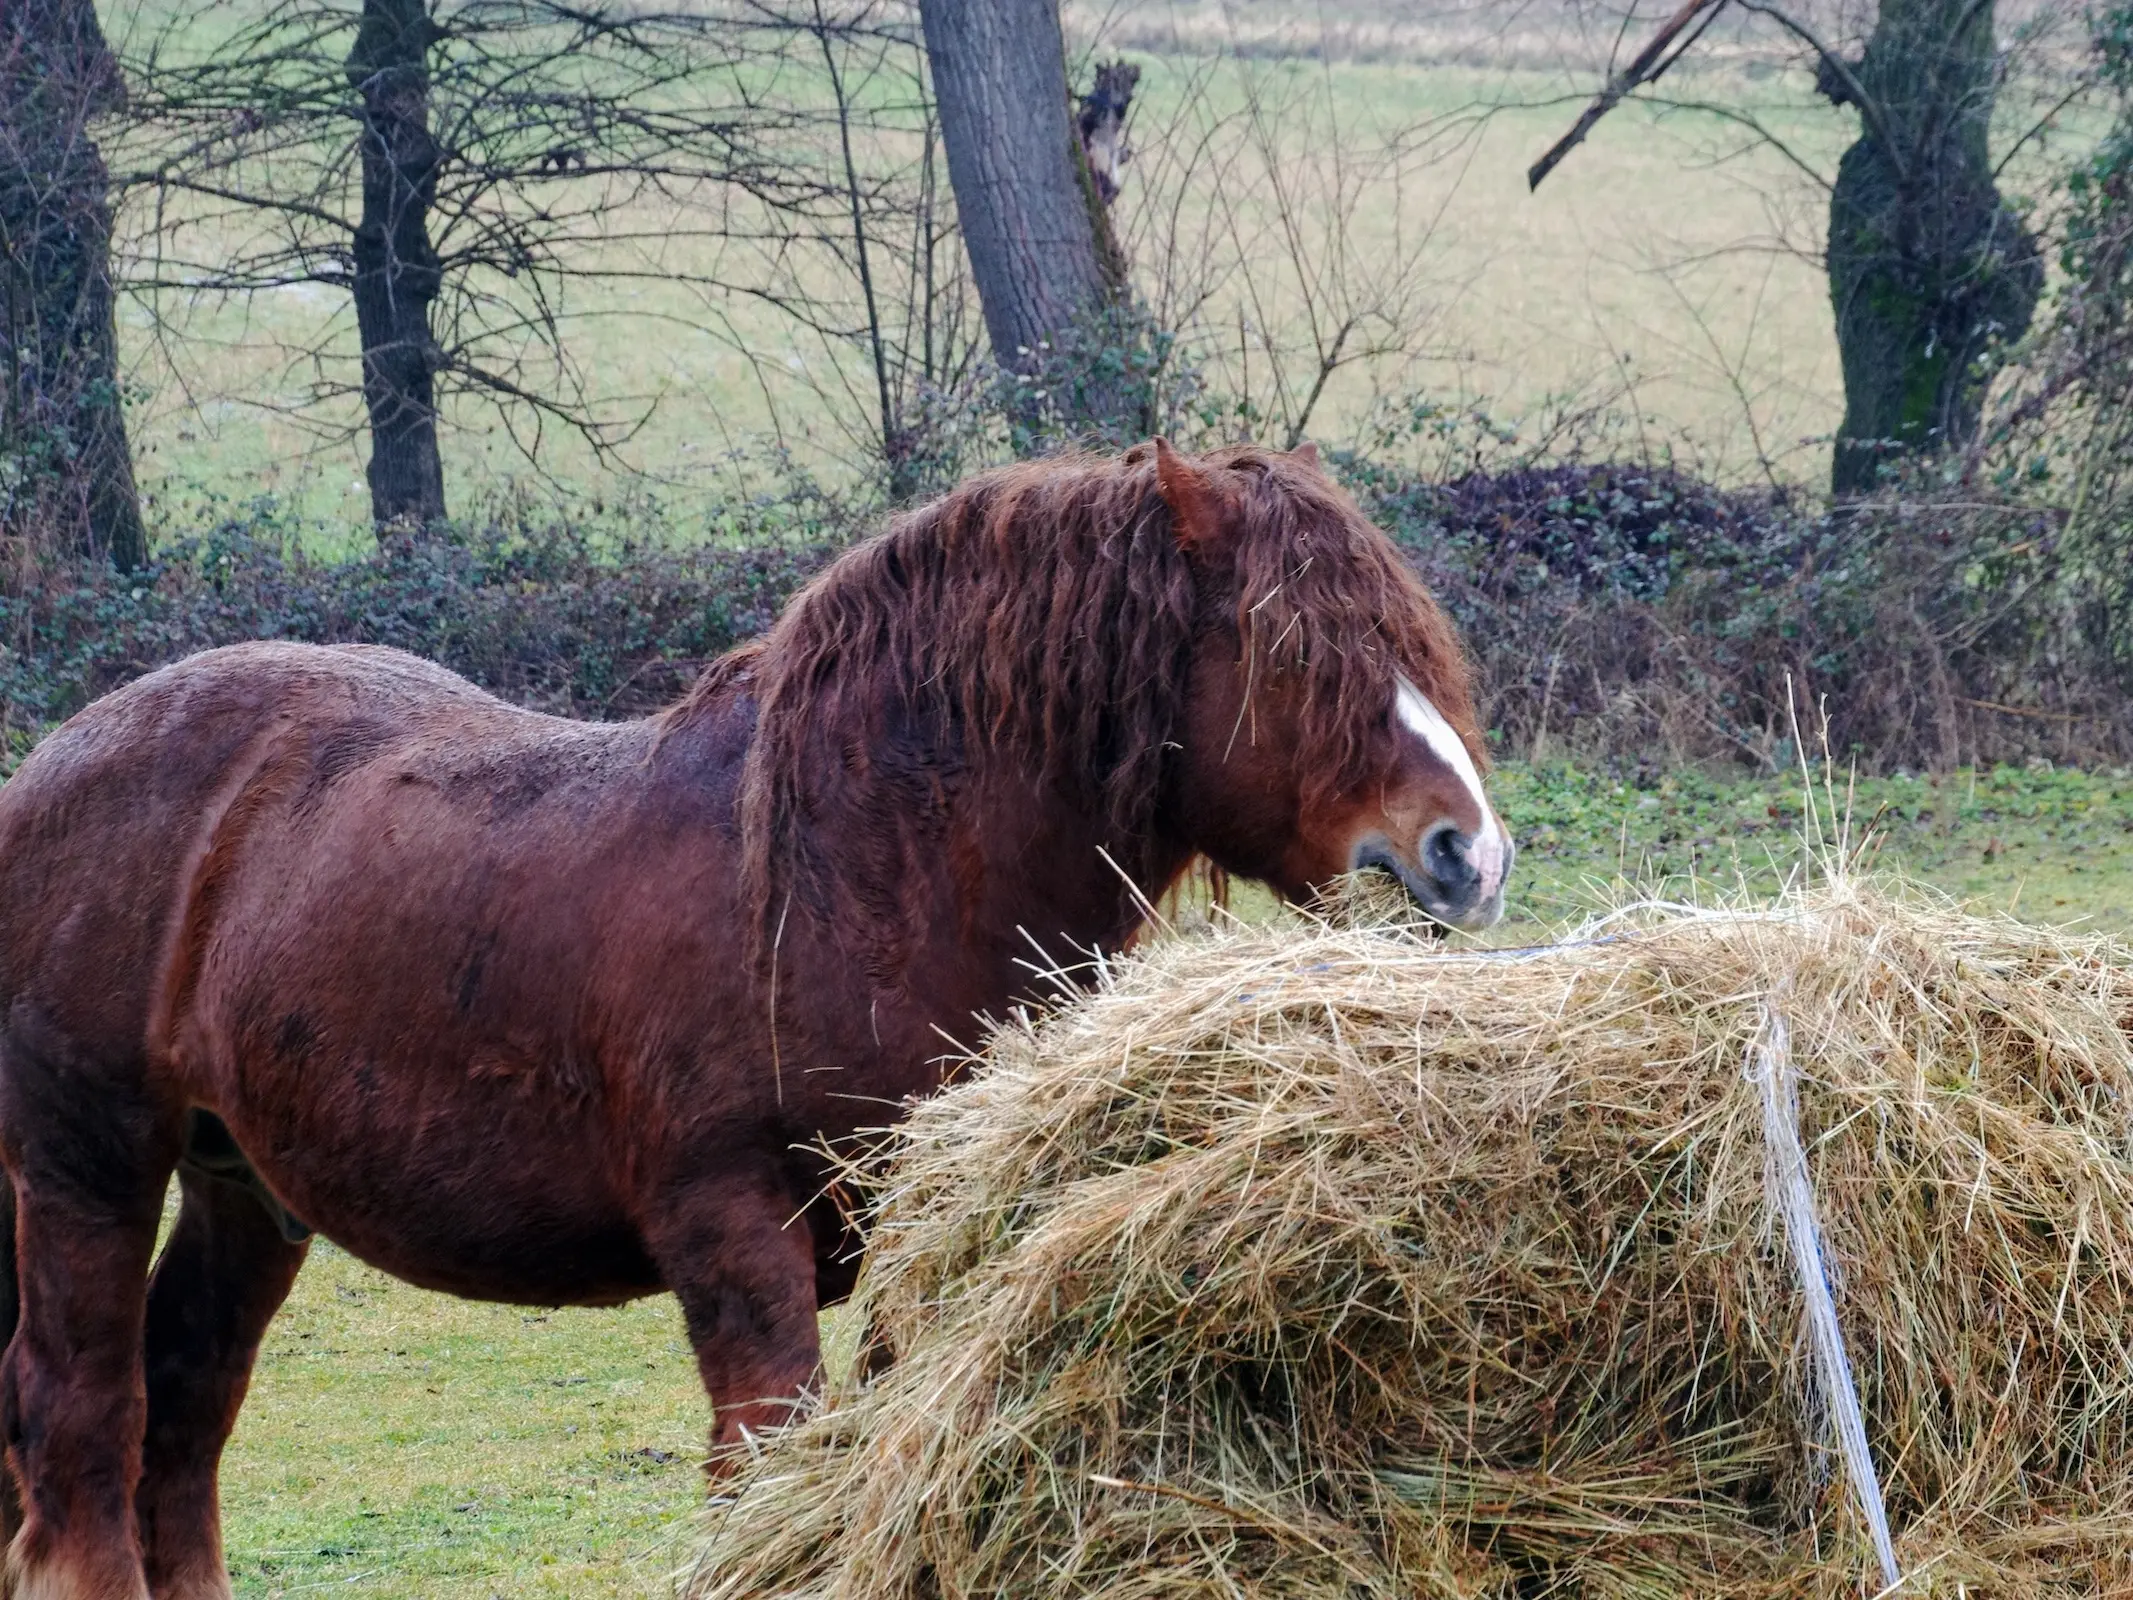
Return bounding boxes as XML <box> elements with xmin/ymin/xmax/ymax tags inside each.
<box><xmin>1151</xmin><ymin>439</ymin><xmax>1513</xmax><ymax>931</ymax></box>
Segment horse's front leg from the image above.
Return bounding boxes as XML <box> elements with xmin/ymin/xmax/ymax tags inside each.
<box><xmin>643</xmin><ymin>1159</ymin><xmax>822</xmax><ymax>1472</ymax></box>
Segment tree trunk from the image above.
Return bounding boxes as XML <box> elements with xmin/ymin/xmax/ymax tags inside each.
<box><xmin>1825</xmin><ymin>0</ymin><xmax>2041</xmax><ymax>494</ymax></box>
<box><xmin>346</xmin><ymin>0</ymin><xmax>446</xmax><ymax>530</ymax></box>
<box><xmin>918</xmin><ymin>0</ymin><xmax>1141</xmax><ymax>445</ymax></box>
<box><xmin>0</xmin><ymin>0</ymin><xmax>146</xmax><ymax>570</ymax></box>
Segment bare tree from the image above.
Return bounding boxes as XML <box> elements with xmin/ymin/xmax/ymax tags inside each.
<box><xmin>115</xmin><ymin>0</ymin><xmax>899</xmax><ymax>530</ymax></box>
<box><xmin>101</xmin><ymin>0</ymin><xmax>1451</xmax><ymax>519</ymax></box>
<box><xmin>1</xmin><ymin>0</ymin><xmax>145</xmax><ymax>568</ymax></box>
<box><xmin>1815</xmin><ymin>0</ymin><xmax>2043</xmax><ymax>490</ymax></box>
<box><xmin>768</xmin><ymin>1</ymin><xmax>987</xmax><ymax>500</ymax></box>
<box><xmin>749</xmin><ymin>9</ymin><xmax>1442</xmax><ymax>477</ymax></box>
<box><xmin>1532</xmin><ymin>0</ymin><xmax>2048</xmax><ymax>493</ymax></box>
<box><xmin>918</xmin><ymin>0</ymin><xmax>1143</xmax><ymax>443</ymax></box>
<box><xmin>1122</xmin><ymin>47</ymin><xmax>1448</xmax><ymax>453</ymax></box>
<box><xmin>346</xmin><ymin>0</ymin><xmax>444</xmax><ymax>524</ymax></box>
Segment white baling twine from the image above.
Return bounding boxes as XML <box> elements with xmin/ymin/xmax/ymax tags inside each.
<box><xmin>1747</xmin><ymin>1005</ymin><xmax>1903</xmax><ymax>1591</ymax></box>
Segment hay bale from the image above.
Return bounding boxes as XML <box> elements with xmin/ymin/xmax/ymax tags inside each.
<box><xmin>687</xmin><ymin>884</ymin><xmax>2133</xmax><ymax>1598</ymax></box>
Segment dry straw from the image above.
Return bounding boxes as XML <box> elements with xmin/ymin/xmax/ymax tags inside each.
<box><xmin>686</xmin><ymin>872</ymin><xmax>2133</xmax><ymax>1598</ymax></box>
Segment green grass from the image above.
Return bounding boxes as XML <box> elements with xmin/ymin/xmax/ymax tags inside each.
<box><xmin>201</xmin><ymin>759</ymin><xmax>2133</xmax><ymax>1597</ymax></box>
<box><xmin>221</xmin><ymin>1250</ymin><xmax>707</xmax><ymax>1597</ymax></box>
<box><xmin>1492</xmin><ymin>760</ymin><xmax>2133</xmax><ymax>933</ymax></box>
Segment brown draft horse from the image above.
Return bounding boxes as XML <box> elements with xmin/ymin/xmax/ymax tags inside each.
<box><xmin>0</xmin><ymin>440</ymin><xmax>1510</xmax><ymax>1598</ymax></box>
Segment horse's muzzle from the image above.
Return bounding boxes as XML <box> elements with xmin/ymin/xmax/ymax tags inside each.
<box><xmin>1352</xmin><ymin>824</ymin><xmax>1511</xmax><ymax>931</ymax></box>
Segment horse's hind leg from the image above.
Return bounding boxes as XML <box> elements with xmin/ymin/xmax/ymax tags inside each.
<box><xmin>0</xmin><ymin>1032</ymin><xmax>173</xmax><ymax>1600</ymax></box>
<box><xmin>135</xmin><ymin>1169</ymin><xmax>307</xmax><ymax>1600</ymax></box>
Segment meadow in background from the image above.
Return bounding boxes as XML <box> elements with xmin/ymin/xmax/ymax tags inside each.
<box><xmin>103</xmin><ymin>4</ymin><xmax>1876</xmax><ymax>526</ymax></box>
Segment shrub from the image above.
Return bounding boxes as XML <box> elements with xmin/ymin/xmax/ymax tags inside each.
<box><xmin>7</xmin><ymin>457</ymin><xmax>2126</xmax><ymax>780</ymax></box>
<box><xmin>1360</xmin><ymin>460</ymin><xmax>2129</xmax><ymax>771</ymax></box>
<box><xmin>0</xmin><ymin>500</ymin><xmax>835</xmax><ymax>761</ymax></box>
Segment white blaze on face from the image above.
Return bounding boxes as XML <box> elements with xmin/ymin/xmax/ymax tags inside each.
<box><xmin>1394</xmin><ymin>675</ymin><xmax>1508</xmax><ymax>900</ymax></box>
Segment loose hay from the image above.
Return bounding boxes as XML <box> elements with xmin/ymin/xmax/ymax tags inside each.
<box><xmin>687</xmin><ymin>883</ymin><xmax>2133</xmax><ymax>1598</ymax></box>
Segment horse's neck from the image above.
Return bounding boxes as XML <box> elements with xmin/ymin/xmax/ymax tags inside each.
<box><xmin>948</xmin><ymin>769</ymin><xmax>1190</xmax><ymax>968</ymax></box>
<box><xmin>673</xmin><ymin>681</ymin><xmax>1190</xmax><ymax>1034</ymax></box>
<box><xmin>809</xmin><ymin>751</ymin><xmax>1191</xmax><ymax>1023</ymax></box>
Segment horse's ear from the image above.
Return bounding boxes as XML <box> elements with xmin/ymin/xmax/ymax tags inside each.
<box><xmin>1292</xmin><ymin>440</ymin><xmax>1321</xmax><ymax>472</ymax></box>
<box><xmin>1154</xmin><ymin>437</ymin><xmax>1222</xmax><ymax>550</ymax></box>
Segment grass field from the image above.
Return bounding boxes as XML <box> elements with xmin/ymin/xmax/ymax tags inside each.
<box><xmin>206</xmin><ymin>758</ymin><xmax>2133</xmax><ymax>1599</ymax></box>
<box><xmin>219</xmin><ymin>1273</ymin><xmax>704</xmax><ymax>1596</ymax></box>
<box><xmin>1494</xmin><ymin>760</ymin><xmax>2133</xmax><ymax>933</ymax></box>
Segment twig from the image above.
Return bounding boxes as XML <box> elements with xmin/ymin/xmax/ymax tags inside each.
<box><xmin>1958</xmin><ymin>698</ymin><xmax>2083</xmax><ymax>723</ymax></box>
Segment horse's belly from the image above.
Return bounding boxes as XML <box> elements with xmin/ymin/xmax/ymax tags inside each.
<box><xmin>221</xmin><ymin>1091</ymin><xmax>664</xmax><ymax>1308</ymax></box>
<box><xmin>329</xmin><ymin>1215</ymin><xmax>665</xmax><ymax>1308</ymax></box>
<box><xmin>268</xmin><ymin>1162</ymin><xmax>663</xmax><ymax>1306</ymax></box>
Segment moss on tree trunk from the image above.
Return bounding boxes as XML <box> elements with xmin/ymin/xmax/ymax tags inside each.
<box><xmin>1826</xmin><ymin>0</ymin><xmax>2042</xmax><ymax>493</ymax></box>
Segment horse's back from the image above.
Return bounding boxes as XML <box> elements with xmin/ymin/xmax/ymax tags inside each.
<box><xmin>4</xmin><ymin>639</ymin><xmax>511</xmax><ymax>812</ymax></box>
<box><xmin>0</xmin><ymin>642</ymin><xmax>547</xmax><ymax>1058</ymax></box>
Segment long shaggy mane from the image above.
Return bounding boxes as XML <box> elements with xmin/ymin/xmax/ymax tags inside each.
<box><xmin>675</xmin><ymin>445</ymin><xmax>1478</xmax><ymax>964</ymax></box>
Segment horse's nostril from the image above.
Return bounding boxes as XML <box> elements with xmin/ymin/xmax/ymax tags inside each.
<box><xmin>1423</xmin><ymin>825</ymin><xmax>1469</xmax><ymax>883</ymax></box>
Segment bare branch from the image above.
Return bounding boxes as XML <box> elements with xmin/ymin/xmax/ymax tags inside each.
<box><xmin>105</xmin><ymin>0</ymin><xmax>982</xmax><ymax>503</ymax></box>
<box><xmin>1731</xmin><ymin>0</ymin><xmax>1908</xmax><ymax>181</ymax></box>
<box><xmin>1527</xmin><ymin>0</ymin><xmax>1730</xmax><ymax>191</ymax></box>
